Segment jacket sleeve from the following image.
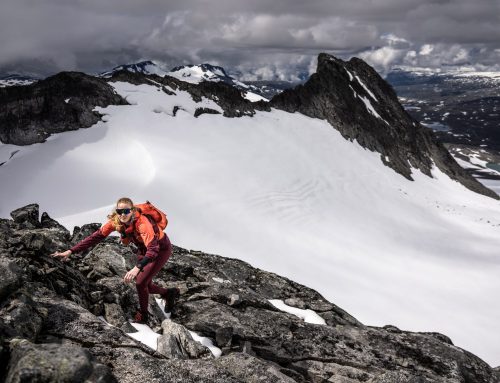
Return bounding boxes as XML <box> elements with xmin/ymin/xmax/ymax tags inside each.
<box><xmin>70</xmin><ymin>220</ymin><xmax>115</xmax><ymax>254</ymax></box>
<box><xmin>135</xmin><ymin>218</ymin><xmax>159</xmax><ymax>269</ymax></box>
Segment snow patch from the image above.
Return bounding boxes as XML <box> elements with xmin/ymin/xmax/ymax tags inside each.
<box><xmin>212</xmin><ymin>277</ymin><xmax>231</xmax><ymax>284</ymax></box>
<box><xmin>188</xmin><ymin>331</ymin><xmax>222</xmax><ymax>358</ymax></box>
<box><xmin>269</xmin><ymin>299</ymin><xmax>326</xmax><ymax>325</ymax></box>
<box><xmin>243</xmin><ymin>91</ymin><xmax>268</xmax><ymax>102</ymax></box>
<box><xmin>355</xmin><ymin>75</ymin><xmax>378</xmax><ymax>101</ymax></box>
<box><xmin>359</xmin><ymin>95</ymin><xmax>389</xmax><ymax>125</ymax></box>
<box><xmin>345</xmin><ymin>68</ymin><xmax>354</xmax><ymax>81</ymax></box>
<box><xmin>128</xmin><ymin>323</ymin><xmax>161</xmax><ymax>350</ymax></box>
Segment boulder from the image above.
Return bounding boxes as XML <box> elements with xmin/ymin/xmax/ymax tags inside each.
<box><xmin>10</xmin><ymin>204</ymin><xmax>41</xmax><ymax>229</ymax></box>
<box><xmin>157</xmin><ymin>319</ymin><xmax>212</xmax><ymax>359</ymax></box>
<box><xmin>0</xmin><ymin>256</ymin><xmax>22</xmax><ymax>302</ymax></box>
<box><xmin>5</xmin><ymin>339</ymin><xmax>116</xmax><ymax>383</ymax></box>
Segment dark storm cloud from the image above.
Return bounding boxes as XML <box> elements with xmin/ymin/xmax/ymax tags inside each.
<box><xmin>1</xmin><ymin>0</ymin><xmax>499</xmax><ymax>79</ymax></box>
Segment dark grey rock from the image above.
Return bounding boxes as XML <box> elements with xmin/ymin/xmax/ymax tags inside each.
<box><xmin>103</xmin><ymin>303</ymin><xmax>127</xmax><ymax>328</ymax></box>
<box><xmin>0</xmin><ymin>72</ymin><xmax>127</xmax><ymax>145</ymax></box>
<box><xmin>0</xmin><ymin>256</ymin><xmax>22</xmax><ymax>302</ymax></box>
<box><xmin>70</xmin><ymin>223</ymin><xmax>102</xmax><ymax>246</ymax></box>
<box><xmin>40</xmin><ymin>211</ymin><xmax>70</xmax><ymax>234</ymax></box>
<box><xmin>86</xmin><ymin>242</ymin><xmax>134</xmax><ymax>277</ymax></box>
<box><xmin>214</xmin><ymin>352</ymin><xmax>297</xmax><ymax>382</ymax></box>
<box><xmin>0</xmin><ymin>292</ymin><xmax>44</xmax><ymax>341</ymax></box>
<box><xmin>194</xmin><ymin>107</ymin><xmax>221</xmax><ymax>117</ymax></box>
<box><xmin>0</xmin><ymin>207</ymin><xmax>497</xmax><ymax>383</ymax></box>
<box><xmin>157</xmin><ymin>319</ymin><xmax>212</xmax><ymax>359</ymax></box>
<box><xmin>215</xmin><ymin>326</ymin><xmax>233</xmax><ymax>348</ymax></box>
<box><xmin>10</xmin><ymin>204</ymin><xmax>40</xmax><ymax>229</ymax></box>
<box><xmin>5</xmin><ymin>338</ymin><xmax>116</xmax><ymax>383</ymax></box>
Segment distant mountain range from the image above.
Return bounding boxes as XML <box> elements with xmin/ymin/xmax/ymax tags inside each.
<box><xmin>0</xmin><ymin>74</ymin><xmax>38</xmax><ymax>87</ymax></box>
<box><xmin>387</xmin><ymin>68</ymin><xmax>500</xmax><ymax>151</ymax></box>
<box><xmin>99</xmin><ymin>61</ymin><xmax>270</xmax><ymax>102</ymax></box>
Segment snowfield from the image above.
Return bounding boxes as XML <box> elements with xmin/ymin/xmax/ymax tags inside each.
<box><xmin>1</xmin><ymin>81</ymin><xmax>499</xmax><ymax>366</ymax></box>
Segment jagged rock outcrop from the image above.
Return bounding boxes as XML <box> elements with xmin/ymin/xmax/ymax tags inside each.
<box><xmin>270</xmin><ymin>53</ymin><xmax>498</xmax><ymax>199</ymax></box>
<box><xmin>0</xmin><ymin>72</ymin><xmax>127</xmax><ymax>145</ymax></box>
<box><xmin>108</xmin><ymin>70</ymin><xmax>270</xmax><ymax>117</ymax></box>
<box><xmin>0</xmin><ymin>204</ymin><xmax>498</xmax><ymax>383</ymax></box>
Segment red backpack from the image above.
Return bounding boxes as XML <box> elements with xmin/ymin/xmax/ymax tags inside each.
<box><xmin>134</xmin><ymin>201</ymin><xmax>168</xmax><ymax>232</ymax></box>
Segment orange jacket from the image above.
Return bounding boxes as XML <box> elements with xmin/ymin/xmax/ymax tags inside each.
<box><xmin>101</xmin><ymin>211</ymin><xmax>165</xmax><ymax>246</ymax></box>
<box><xmin>70</xmin><ymin>211</ymin><xmax>167</xmax><ymax>268</ymax></box>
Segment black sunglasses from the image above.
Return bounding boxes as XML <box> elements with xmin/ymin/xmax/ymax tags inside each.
<box><xmin>116</xmin><ymin>208</ymin><xmax>132</xmax><ymax>215</ymax></box>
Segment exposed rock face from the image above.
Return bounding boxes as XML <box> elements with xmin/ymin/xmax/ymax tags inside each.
<box><xmin>270</xmin><ymin>53</ymin><xmax>498</xmax><ymax>199</ymax></box>
<box><xmin>108</xmin><ymin>70</ymin><xmax>271</xmax><ymax>117</ymax></box>
<box><xmin>0</xmin><ymin>72</ymin><xmax>127</xmax><ymax>145</ymax></box>
<box><xmin>0</xmin><ymin>204</ymin><xmax>498</xmax><ymax>383</ymax></box>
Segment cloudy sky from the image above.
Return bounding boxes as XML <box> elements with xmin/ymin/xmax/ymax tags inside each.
<box><xmin>1</xmin><ymin>0</ymin><xmax>499</xmax><ymax>80</ymax></box>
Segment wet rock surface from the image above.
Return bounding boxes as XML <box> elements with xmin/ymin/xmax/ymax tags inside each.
<box><xmin>0</xmin><ymin>204</ymin><xmax>498</xmax><ymax>382</ymax></box>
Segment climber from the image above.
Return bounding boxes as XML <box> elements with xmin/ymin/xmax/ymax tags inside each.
<box><xmin>51</xmin><ymin>197</ymin><xmax>180</xmax><ymax>324</ymax></box>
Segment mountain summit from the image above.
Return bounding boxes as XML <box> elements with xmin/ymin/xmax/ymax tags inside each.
<box><xmin>1</xmin><ymin>204</ymin><xmax>499</xmax><ymax>382</ymax></box>
<box><xmin>271</xmin><ymin>53</ymin><xmax>497</xmax><ymax>199</ymax></box>
<box><xmin>168</xmin><ymin>63</ymin><xmax>232</xmax><ymax>83</ymax></box>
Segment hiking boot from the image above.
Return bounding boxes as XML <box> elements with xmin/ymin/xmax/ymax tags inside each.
<box><xmin>132</xmin><ymin>310</ymin><xmax>149</xmax><ymax>324</ymax></box>
<box><xmin>162</xmin><ymin>287</ymin><xmax>180</xmax><ymax>312</ymax></box>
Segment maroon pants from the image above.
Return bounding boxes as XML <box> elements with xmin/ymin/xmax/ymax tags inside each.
<box><xmin>135</xmin><ymin>240</ymin><xmax>172</xmax><ymax>313</ymax></box>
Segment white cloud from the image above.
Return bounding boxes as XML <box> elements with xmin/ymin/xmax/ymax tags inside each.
<box><xmin>419</xmin><ymin>44</ymin><xmax>434</xmax><ymax>56</ymax></box>
<box><xmin>359</xmin><ymin>47</ymin><xmax>406</xmax><ymax>71</ymax></box>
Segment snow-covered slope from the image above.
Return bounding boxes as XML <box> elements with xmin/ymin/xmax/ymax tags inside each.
<box><xmin>101</xmin><ymin>61</ymin><xmax>268</xmax><ymax>102</ymax></box>
<box><xmin>99</xmin><ymin>61</ymin><xmax>170</xmax><ymax>78</ymax></box>
<box><xmin>167</xmin><ymin>64</ymin><xmax>267</xmax><ymax>102</ymax></box>
<box><xmin>167</xmin><ymin>63</ymin><xmax>233</xmax><ymax>84</ymax></box>
<box><xmin>0</xmin><ymin>81</ymin><xmax>499</xmax><ymax>366</ymax></box>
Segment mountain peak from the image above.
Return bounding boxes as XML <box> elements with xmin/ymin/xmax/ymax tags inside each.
<box><xmin>167</xmin><ymin>63</ymin><xmax>235</xmax><ymax>85</ymax></box>
<box><xmin>99</xmin><ymin>60</ymin><xmax>168</xmax><ymax>78</ymax></box>
<box><xmin>270</xmin><ymin>52</ymin><xmax>497</xmax><ymax>199</ymax></box>
<box><xmin>169</xmin><ymin>63</ymin><xmax>230</xmax><ymax>80</ymax></box>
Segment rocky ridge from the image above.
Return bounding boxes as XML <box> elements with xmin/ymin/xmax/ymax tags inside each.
<box><xmin>0</xmin><ymin>204</ymin><xmax>499</xmax><ymax>383</ymax></box>
<box><xmin>108</xmin><ymin>70</ymin><xmax>271</xmax><ymax>118</ymax></box>
<box><xmin>270</xmin><ymin>54</ymin><xmax>497</xmax><ymax>199</ymax></box>
<box><xmin>0</xmin><ymin>72</ymin><xmax>127</xmax><ymax>145</ymax></box>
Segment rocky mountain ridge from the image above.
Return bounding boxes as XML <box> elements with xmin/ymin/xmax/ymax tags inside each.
<box><xmin>0</xmin><ymin>53</ymin><xmax>496</xmax><ymax>199</ymax></box>
<box><xmin>270</xmin><ymin>54</ymin><xmax>497</xmax><ymax>198</ymax></box>
<box><xmin>1</xmin><ymin>203</ymin><xmax>499</xmax><ymax>383</ymax></box>
<box><xmin>0</xmin><ymin>72</ymin><xmax>126</xmax><ymax>145</ymax></box>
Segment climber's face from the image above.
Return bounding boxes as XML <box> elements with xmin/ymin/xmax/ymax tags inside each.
<box><xmin>116</xmin><ymin>202</ymin><xmax>133</xmax><ymax>224</ymax></box>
